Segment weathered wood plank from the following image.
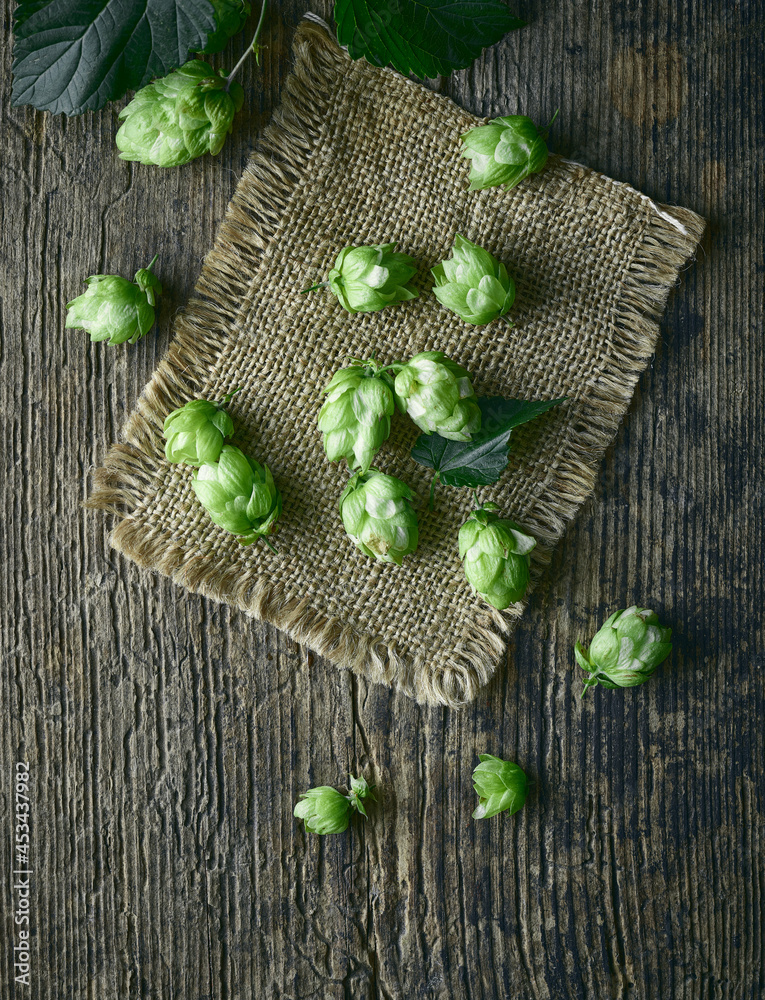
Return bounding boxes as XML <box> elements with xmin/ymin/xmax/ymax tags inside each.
<box><xmin>1</xmin><ymin>0</ymin><xmax>763</xmax><ymax>997</ymax></box>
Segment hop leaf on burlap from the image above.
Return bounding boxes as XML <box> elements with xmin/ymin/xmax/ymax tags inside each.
<box><xmin>191</xmin><ymin>445</ymin><xmax>281</xmax><ymax>547</ymax></box>
<box><xmin>194</xmin><ymin>0</ymin><xmax>251</xmax><ymax>55</ymax></box>
<box><xmin>322</xmin><ymin>243</ymin><xmax>419</xmax><ymax>313</ymax></box>
<box><xmin>116</xmin><ymin>61</ymin><xmax>245</xmax><ymax>167</ymax></box>
<box><xmin>574</xmin><ymin>607</ymin><xmax>673</xmax><ymax>696</ymax></box>
<box><xmin>65</xmin><ymin>256</ymin><xmax>161</xmax><ymax>345</ymax></box>
<box><xmin>164</xmin><ymin>399</ymin><xmax>235</xmax><ymax>466</ymax></box>
<box><xmin>472</xmin><ymin>754</ymin><xmax>528</xmax><ymax>819</ymax></box>
<box><xmin>461</xmin><ymin>115</ymin><xmax>552</xmax><ymax>191</ymax></box>
<box><xmin>394</xmin><ymin>350</ymin><xmax>481</xmax><ymax>442</ymax></box>
<box><xmin>431</xmin><ymin>234</ymin><xmax>515</xmax><ymax>325</ymax></box>
<box><xmin>339</xmin><ymin>471</ymin><xmax>418</xmax><ymax>565</ymax></box>
<box><xmin>459</xmin><ymin>502</ymin><xmax>536</xmax><ymax>610</ymax></box>
<box><xmin>294</xmin><ymin>775</ymin><xmax>375</xmax><ymax>835</ymax></box>
<box><xmin>318</xmin><ymin>362</ymin><xmax>396</xmax><ymax>472</ymax></box>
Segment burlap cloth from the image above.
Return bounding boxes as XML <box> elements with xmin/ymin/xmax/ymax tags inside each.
<box><xmin>90</xmin><ymin>18</ymin><xmax>705</xmax><ymax>708</ymax></box>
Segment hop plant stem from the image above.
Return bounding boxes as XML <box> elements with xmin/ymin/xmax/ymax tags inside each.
<box><xmin>226</xmin><ymin>0</ymin><xmax>269</xmax><ymax>88</ymax></box>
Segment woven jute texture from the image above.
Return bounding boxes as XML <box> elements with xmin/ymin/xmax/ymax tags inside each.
<box><xmin>90</xmin><ymin>19</ymin><xmax>705</xmax><ymax>708</ymax></box>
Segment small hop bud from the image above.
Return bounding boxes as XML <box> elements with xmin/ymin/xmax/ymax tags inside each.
<box><xmin>472</xmin><ymin>754</ymin><xmax>528</xmax><ymax>819</ymax></box>
<box><xmin>317</xmin><ymin>243</ymin><xmax>419</xmax><ymax>313</ymax></box>
<box><xmin>394</xmin><ymin>350</ymin><xmax>481</xmax><ymax>441</ymax></box>
<box><xmin>65</xmin><ymin>256</ymin><xmax>161</xmax><ymax>345</ymax></box>
<box><xmin>191</xmin><ymin>445</ymin><xmax>281</xmax><ymax>546</ymax></box>
<box><xmin>318</xmin><ymin>361</ymin><xmax>395</xmax><ymax>472</ymax></box>
<box><xmin>340</xmin><ymin>471</ymin><xmax>418</xmax><ymax>565</ymax></box>
<box><xmin>163</xmin><ymin>398</ymin><xmax>235</xmax><ymax>466</ymax></box>
<box><xmin>116</xmin><ymin>61</ymin><xmax>244</xmax><ymax>167</ymax></box>
<box><xmin>459</xmin><ymin>502</ymin><xmax>536</xmax><ymax>610</ymax></box>
<box><xmin>294</xmin><ymin>774</ymin><xmax>375</xmax><ymax>835</ymax></box>
<box><xmin>460</xmin><ymin>114</ymin><xmax>552</xmax><ymax>192</ymax></box>
<box><xmin>194</xmin><ymin>0</ymin><xmax>251</xmax><ymax>55</ymax></box>
<box><xmin>431</xmin><ymin>235</ymin><xmax>515</xmax><ymax>325</ymax></box>
<box><xmin>574</xmin><ymin>607</ymin><xmax>673</xmax><ymax>695</ymax></box>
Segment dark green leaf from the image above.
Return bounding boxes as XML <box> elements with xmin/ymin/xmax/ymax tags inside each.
<box><xmin>12</xmin><ymin>0</ymin><xmax>218</xmax><ymax>115</ymax></box>
<box><xmin>334</xmin><ymin>0</ymin><xmax>525</xmax><ymax>79</ymax></box>
<box><xmin>411</xmin><ymin>395</ymin><xmax>564</xmax><ymax>489</ymax></box>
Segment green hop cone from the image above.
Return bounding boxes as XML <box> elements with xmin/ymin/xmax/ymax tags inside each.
<box><xmin>393</xmin><ymin>350</ymin><xmax>481</xmax><ymax>441</ymax></box>
<box><xmin>320</xmin><ymin>243</ymin><xmax>419</xmax><ymax>313</ymax></box>
<box><xmin>318</xmin><ymin>361</ymin><xmax>395</xmax><ymax>472</ymax></box>
<box><xmin>164</xmin><ymin>398</ymin><xmax>235</xmax><ymax>466</ymax></box>
<box><xmin>574</xmin><ymin>607</ymin><xmax>673</xmax><ymax>696</ymax></box>
<box><xmin>65</xmin><ymin>256</ymin><xmax>161</xmax><ymax>345</ymax></box>
<box><xmin>294</xmin><ymin>775</ymin><xmax>375</xmax><ymax>835</ymax></box>
<box><xmin>191</xmin><ymin>445</ymin><xmax>281</xmax><ymax>547</ymax></box>
<box><xmin>472</xmin><ymin>754</ymin><xmax>528</xmax><ymax>820</ymax></box>
<box><xmin>116</xmin><ymin>61</ymin><xmax>245</xmax><ymax>167</ymax></box>
<box><xmin>431</xmin><ymin>234</ymin><xmax>516</xmax><ymax>325</ymax></box>
<box><xmin>194</xmin><ymin>0</ymin><xmax>251</xmax><ymax>54</ymax></box>
<box><xmin>340</xmin><ymin>471</ymin><xmax>418</xmax><ymax>565</ymax></box>
<box><xmin>461</xmin><ymin>115</ymin><xmax>551</xmax><ymax>191</ymax></box>
<box><xmin>459</xmin><ymin>502</ymin><xmax>536</xmax><ymax>610</ymax></box>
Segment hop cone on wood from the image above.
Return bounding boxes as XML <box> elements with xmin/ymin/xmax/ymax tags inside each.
<box><xmin>431</xmin><ymin>234</ymin><xmax>515</xmax><ymax>325</ymax></box>
<box><xmin>65</xmin><ymin>257</ymin><xmax>161</xmax><ymax>345</ymax></box>
<box><xmin>574</xmin><ymin>607</ymin><xmax>673</xmax><ymax>695</ymax></box>
<box><xmin>194</xmin><ymin>0</ymin><xmax>251</xmax><ymax>54</ymax></box>
<box><xmin>324</xmin><ymin>243</ymin><xmax>419</xmax><ymax>313</ymax></box>
<box><xmin>116</xmin><ymin>61</ymin><xmax>245</xmax><ymax>167</ymax></box>
<box><xmin>393</xmin><ymin>350</ymin><xmax>481</xmax><ymax>441</ymax></box>
<box><xmin>459</xmin><ymin>502</ymin><xmax>536</xmax><ymax>610</ymax></box>
<box><xmin>472</xmin><ymin>754</ymin><xmax>528</xmax><ymax>820</ymax></box>
<box><xmin>191</xmin><ymin>445</ymin><xmax>281</xmax><ymax>546</ymax></box>
<box><xmin>318</xmin><ymin>361</ymin><xmax>395</xmax><ymax>473</ymax></box>
<box><xmin>294</xmin><ymin>775</ymin><xmax>375</xmax><ymax>835</ymax></box>
<box><xmin>461</xmin><ymin>115</ymin><xmax>551</xmax><ymax>191</ymax></box>
<box><xmin>164</xmin><ymin>399</ymin><xmax>234</xmax><ymax>466</ymax></box>
<box><xmin>339</xmin><ymin>471</ymin><xmax>418</xmax><ymax>565</ymax></box>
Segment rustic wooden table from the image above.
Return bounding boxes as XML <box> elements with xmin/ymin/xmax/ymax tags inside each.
<box><xmin>2</xmin><ymin>1</ymin><xmax>763</xmax><ymax>997</ymax></box>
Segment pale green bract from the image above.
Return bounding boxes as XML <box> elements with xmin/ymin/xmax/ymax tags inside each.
<box><xmin>472</xmin><ymin>754</ymin><xmax>528</xmax><ymax>819</ymax></box>
<box><xmin>393</xmin><ymin>350</ymin><xmax>481</xmax><ymax>441</ymax></box>
<box><xmin>340</xmin><ymin>471</ymin><xmax>418</xmax><ymax>565</ymax></box>
<box><xmin>325</xmin><ymin>243</ymin><xmax>418</xmax><ymax>313</ymax></box>
<box><xmin>459</xmin><ymin>502</ymin><xmax>536</xmax><ymax>610</ymax></box>
<box><xmin>65</xmin><ymin>258</ymin><xmax>161</xmax><ymax>345</ymax></box>
<box><xmin>294</xmin><ymin>775</ymin><xmax>375</xmax><ymax>835</ymax></box>
<box><xmin>431</xmin><ymin>234</ymin><xmax>515</xmax><ymax>325</ymax></box>
<box><xmin>318</xmin><ymin>362</ymin><xmax>395</xmax><ymax>472</ymax></box>
<box><xmin>164</xmin><ymin>399</ymin><xmax>234</xmax><ymax>466</ymax></box>
<box><xmin>116</xmin><ymin>61</ymin><xmax>244</xmax><ymax>167</ymax></box>
<box><xmin>191</xmin><ymin>445</ymin><xmax>281</xmax><ymax>546</ymax></box>
<box><xmin>461</xmin><ymin>115</ymin><xmax>550</xmax><ymax>191</ymax></box>
<box><xmin>574</xmin><ymin>607</ymin><xmax>673</xmax><ymax>695</ymax></box>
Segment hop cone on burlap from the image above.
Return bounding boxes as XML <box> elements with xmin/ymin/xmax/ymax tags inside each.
<box><xmin>339</xmin><ymin>471</ymin><xmax>418</xmax><ymax>565</ymax></box>
<box><xmin>459</xmin><ymin>502</ymin><xmax>536</xmax><ymax>610</ymax></box>
<box><xmin>393</xmin><ymin>350</ymin><xmax>481</xmax><ymax>441</ymax></box>
<box><xmin>164</xmin><ymin>399</ymin><xmax>234</xmax><ymax>466</ymax></box>
<box><xmin>194</xmin><ymin>0</ymin><xmax>251</xmax><ymax>54</ymax></box>
<box><xmin>294</xmin><ymin>776</ymin><xmax>375</xmax><ymax>835</ymax></box>
<box><xmin>191</xmin><ymin>445</ymin><xmax>281</xmax><ymax>546</ymax></box>
<box><xmin>574</xmin><ymin>607</ymin><xmax>673</xmax><ymax>695</ymax></box>
<box><xmin>65</xmin><ymin>257</ymin><xmax>161</xmax><ymax>345</ymax></box>
<box><xmin>431</xmin><ymin>234</ymin><xmax>516</xmax><ymax>325</ymax></box>
<box><xmin>324</xmin><ymin>243</ymin><xmax>419</xmax><ymax>313</ymax></box>
<box><xmin>472</xmin><ymin>754</ymin><xmax>528</xmax><ymax>820</ymax></box>
<box><xmin>116</xmin><ymin>61</ymin><xmax>245</xmax><ymax>167</ymax></box>
<box><xmin>461</xmin><ymin>115</ymin><xmax>551</xmax><ymax>191</ymax></box>
<box><xmin>318</xmin><ymin>362</ymin><xmax>395</xmax><ymax>472</ymax></box>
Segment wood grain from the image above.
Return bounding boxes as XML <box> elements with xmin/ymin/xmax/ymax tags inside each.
<box><xmin>1</xmin><ymin>1</ymin><xmax>763</xmax><ymax>997</ymax></box>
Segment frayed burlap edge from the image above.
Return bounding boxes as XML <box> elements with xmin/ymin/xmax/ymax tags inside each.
<box><xmin>88</xmin><ymin>20</ymin><xmax>705</xmax><ymax>708</ymax></box>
